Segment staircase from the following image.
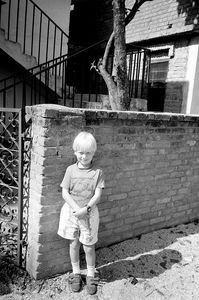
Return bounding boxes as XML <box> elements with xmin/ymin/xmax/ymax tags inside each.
<box><xmin>0</xmin><ymin>0</ymin><xmax>69</xmax><ymax>67</ymax></box>
<box><xmin>0</xmin><ymin>0</ymin><xmax>72</xmax><ymax>107</ymax></box>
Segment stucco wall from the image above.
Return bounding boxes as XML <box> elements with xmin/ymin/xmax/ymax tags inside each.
<box><xmin>26</xmin><ymin>104</ymin><xmax>199</xmax><ymax>279</ymax></box>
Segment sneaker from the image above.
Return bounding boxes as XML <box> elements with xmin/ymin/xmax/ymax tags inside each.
<box><xmin>68</xmin><ymin>273</ymin><xmax>82</xmax><ymax>292</ymax></box>
<box><xmin>86</xmin><ymin>276</ymin><xmax>99</xmax><ymax>295</ymax></box>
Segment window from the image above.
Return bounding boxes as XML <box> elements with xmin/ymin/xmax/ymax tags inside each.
<box><xmin>148</xmin><ymin>50</ymin><xmax>169</xmax><ymax>112</ymax></box>
<box><xmin>149</xmin><ymin>60</ymin><xmax>169</xmax><ymax>85</ymax></box>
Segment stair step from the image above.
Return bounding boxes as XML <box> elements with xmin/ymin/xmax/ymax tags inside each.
<box><xmin>0</xmin><ymin>28</ymin><xmax>37</xmax><ymax>69</ymax></box>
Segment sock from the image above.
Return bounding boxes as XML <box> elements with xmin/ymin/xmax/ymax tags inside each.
<box><xmin>71</xmin><ymin>261</ymin><xmax>80</xmax><ymax>274</ymax></box>
<box><xmin>87</xmin><ymin>265</ymin><xmax>95</xmax><ymax>277</ymax></box>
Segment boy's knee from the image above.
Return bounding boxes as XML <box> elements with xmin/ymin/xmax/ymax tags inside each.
<box><xmin>70</xmin><ymin>238</ymin><xmax>80</xmax><ymax>249</ymax></box>
<box><xmin>83</xmin><ymin>244</ymin><xmax>95</xmax><ymax>254</ymax></box>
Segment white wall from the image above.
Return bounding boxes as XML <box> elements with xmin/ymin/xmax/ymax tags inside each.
<box><xmin>185</xmin><ymin>36</ymin><xmax>199</xmax><ymax>114</ymax></box>
<box><xmin>34</xmin><ymin>0</ymin><xmax>71</xmax><ymax>34</ymax></box>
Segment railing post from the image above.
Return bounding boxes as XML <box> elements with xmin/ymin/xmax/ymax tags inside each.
<box><xmin>46</xmin><ymin>19</ymin><xmax>50</xmax><ymax>62</ymax></box>
<box><xmin>63</xmin><ymin>60</ymin><xmax>67</xmax><ymax>105</ymax></box>
<box><xmin>53</xmin><ymin>26</ymin><xmax>57</xmax><ymax>61</ymax></box>
<box><xmin>23</xmin><ymin>0</ymin><xmax>28</xmax><ymax>54</ymax></box>
<box><xmin>146</xmin><ymin>51</ymin><xmax>151</xmax><ymax>101</ymax></box>
<box><xmin>15</xmin><ymin>0</ymin><xmax>20</xmax><ymax>43</ymax></box>
<box><xmin>0</xmin><ymin>0</ymin><xmax>6</xmax><ymax>27</ymax></box>
<box><xmin>17</xmin><ymin>107</ymin><xmax>24</xmax><ymax>266</ymax></box>
<box><xmin>22</xmin><ymin>80</ymin><xmax>26</xmax><ymax>108</ymax></box>
<box><xmin>37</xmin><ymin>11</ymin><xmax>42</xmax><ymax>64</ymax></box>
<box><xmin>141</xmin><ymin>50</ymin><xmax>146</xmax><ymax>98</ymax></box>
<box><xmin>30</xmin><ymin>4</ymin><xmax>35</xmax><ymax>57</ymax></box>
<box><xmin>3</xmin><ymin>80</ymin><xmax>6</xmax><ymax>107</ymax></box>
<box><xmin>7</xmin><ymin>0</ymin><xmax>11</xmax><ymax>40</ymax></box>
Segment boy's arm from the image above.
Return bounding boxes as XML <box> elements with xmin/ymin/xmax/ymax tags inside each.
<box><xmin>73</xmin><ymin>187</ymin><xmax>103</xmax><ymax>218</ymax></box>
<box><xmin>62</xmin><ymin>188</ymin><xmax>80</xmax><ymax>211</ymax></box>
<box><xmin>87</xmin><ymin>187</ymin><xmax>103</xmax><ymax>208</ymax></box>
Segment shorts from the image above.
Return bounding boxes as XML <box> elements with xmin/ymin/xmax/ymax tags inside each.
<box><xmin>57</xmin><ymin>202</ymin><xmax>99</xmax><ymax>246</ymax></box>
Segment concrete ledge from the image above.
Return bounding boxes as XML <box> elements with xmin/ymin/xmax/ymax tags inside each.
<box><xmin>26</xmin><ymin>104</ymin><xmax>199</xmax><ymax>122</ymax></box>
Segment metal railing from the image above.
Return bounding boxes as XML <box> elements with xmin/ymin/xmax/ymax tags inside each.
<box><xmin>0</xmin><ymin>42</ymin><xmax>151</xmax><ymax>109</ymax></box>
<box><xmin>0</xmin><ymin>108</ymin><xmax>24</xmax><ymax>265</ymax></box>
<box><xmin>127</xmin><ymin>45</ymin><xmax>151</xmax><ymax>100</ymax></box>
<box><xmin>0</xmin><ymin>0</ymin><xmax>69</xmax><ymax>65</ymax></box>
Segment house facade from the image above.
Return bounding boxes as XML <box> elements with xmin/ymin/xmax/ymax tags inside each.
<box><xmin>125</xmin><ymin>0</ymin><xmax>199</xmax><ymax>114</ymax></box>
<box><xmin>70</xmin><ymin>0</ymin><xmax>199</xmax><ymax>114</ymax></box>
<box><xmin>1</xmin><ymin>0</ymin><xmax>199</xmax><ymax>113</ymax></box>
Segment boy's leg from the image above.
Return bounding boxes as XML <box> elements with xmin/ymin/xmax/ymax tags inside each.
<box><xmin>69</xmin><ymin>238</ymin><xmax>82</xmax><ymax>292</ymax></box>
<box><xmin>69</xmin><ymin>238</ymin><xmax>81</xmax><ymax>274</ymax></box>
<box><xmin>83</xmin><ymin>244</ymin><xmax>95</xmax><ymax>277</ymax></box>
<box><xmin>83</xmin><ymin>244</ymin><xmax>99</xmax><ymax>295</ymax></box>
<box><xmin>79</xmin><ymin>207</ymin><xmax>99</xmax><ymax>294</ymax></box>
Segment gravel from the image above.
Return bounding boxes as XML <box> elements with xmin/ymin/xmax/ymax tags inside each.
<box><xmin>1</xmin><ymin>220</ymin><xmax>199</xmax><ymax>299</ymax></box>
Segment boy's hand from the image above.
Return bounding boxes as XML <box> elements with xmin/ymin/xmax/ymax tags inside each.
<box><xmin>73</xmin><ymin>207</ymin><xmax>87</xmax><ymax>218</ymax></box>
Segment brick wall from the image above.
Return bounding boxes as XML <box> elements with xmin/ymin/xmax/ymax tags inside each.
<box><xmin>26</xmin><ymin>104</ymin><xmax>199</xmax><ymax>279</ymax></box>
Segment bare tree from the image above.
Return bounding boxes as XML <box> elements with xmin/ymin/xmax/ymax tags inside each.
<box><xmin>92</xmin><ymin>0</ymin><xmax>153</xmax><ymax>110</ymax></box>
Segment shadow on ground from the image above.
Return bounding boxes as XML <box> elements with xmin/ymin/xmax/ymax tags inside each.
<box><xmin>93</xmin><ymin>221</ymin><xmax>199</xmax><ymax>283</ymax></box>
<box><xmin>97</xmin><ymin>248</ymin><xmax>182</xmax><ymax>282</ymax></box>
<box><xmin>0</xmin><ymin>257</ymin><xmax>27</xmax><ymax>295</ymax></box>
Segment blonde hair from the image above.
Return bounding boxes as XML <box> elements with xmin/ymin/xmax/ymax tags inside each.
<box><xmin>73</xmin><ymin>132</ymin><xmax>97</xmax><ymax>153</ymax></box>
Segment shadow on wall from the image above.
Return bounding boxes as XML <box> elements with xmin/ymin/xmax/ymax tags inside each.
<box><xmin>177</xmin><ymin>0</ymin><xmax>199</xmax><ymax>28</ymax></box>
<box><xmin>148</xmin><ymin>81</ymin><xmax>189</xmax><ymax>113</ymax></box>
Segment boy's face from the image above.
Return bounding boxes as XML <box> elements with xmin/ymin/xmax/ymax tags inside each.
<box><xmin>75</xmin><ymin>150</ymin><xmax>95</xmax><ymax>168</ymax></box>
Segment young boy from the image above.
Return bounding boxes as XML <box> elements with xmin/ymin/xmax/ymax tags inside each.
<box><xmin>58</xmin><ymin>131</ymin><xmax>105</xmax><ymax>295</ymax></box>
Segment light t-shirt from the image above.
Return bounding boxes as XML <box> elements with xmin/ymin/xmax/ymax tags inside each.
<box><xmin>60</xmin><ymin>162</ymin><xmax>105</xmax><ymax>208</ymax></box>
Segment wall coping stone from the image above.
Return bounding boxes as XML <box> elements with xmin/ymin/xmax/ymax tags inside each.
<box><xmin>26</xmin><ymin>104</ymin><xmax>199</xmax><ymax>123</ymax></box>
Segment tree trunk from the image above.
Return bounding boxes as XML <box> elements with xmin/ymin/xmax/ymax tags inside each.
<box><xmin>113</xmin><ymin>0</ymin><xmax>129</xmax><ymax>110</ymax></box>
<box><xmin>95</xmin><ymin>0</ymin><xmax>152</xmax><ymax>110</ymax></box>
<box><xmin>97</xmin><ymin>0</ymin><xmax>129</xmax><ymax>110</ymax></box>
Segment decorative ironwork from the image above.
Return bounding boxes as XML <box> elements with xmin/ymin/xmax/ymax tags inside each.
<box><xmin>20</xmin><ymin>122</ymin><xmax>31</xmax><ymax>268</ymax></box>
<box><xmin>0</xmin><ymin>107</ymin><xmax>29</xmax><ymax>267</ymax></box>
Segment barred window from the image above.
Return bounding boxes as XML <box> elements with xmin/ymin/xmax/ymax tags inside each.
<box><xmin>149</xmin><ymin>61</ymin><xmax>169</xmax><ymax>84</ymax></box>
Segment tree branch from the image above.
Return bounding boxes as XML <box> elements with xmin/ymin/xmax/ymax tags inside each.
<box><xmin>125</xmin><ymin>0</ymin><xmax>153</xmax><ymax>26</ymax></box>
<box><xmin>102</xmin><ymin>31</ymin><xmax>115</xmax><ymax>68</ymax></box>
<box><xmin>101</xmin><ymin>0</ymin><xmax>153</xmax><ymax>71</ymax></box>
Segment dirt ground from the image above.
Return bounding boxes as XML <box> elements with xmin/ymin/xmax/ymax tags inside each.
<box><xmin>1</xmin><ymin>220</ymin><xmax>199</xmax><ymax>299</ymax></box>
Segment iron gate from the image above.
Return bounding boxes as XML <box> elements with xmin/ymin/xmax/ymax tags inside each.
<box><xmin>0</xmin><ymin>107</ymin><xmax>30</xmax><ymax>267</ymax></box>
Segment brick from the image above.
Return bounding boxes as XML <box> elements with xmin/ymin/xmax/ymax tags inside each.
<box><xmin>132</xmin><ymin>220</ymin><xmax>150</xmax><ymax>229</ymax></box>
<box><xmin>172</xmin><ymin>194</ymin><xmax>184</xmax><ymax>202</ymax></box>
<box><xmin>113</xmin><ymin>225</ymin><xmax>132</xmax><ymax>233</ymax></box>
<box><xmin>100</xmin><ymin>215</ymin><xmax>113</xmax><ymax>223</ymax></box>
<box><xmin>124</xmin><ymin>216</ymin><xmax>142</xmax><ymax>224</ymax></box>
<box><xmin>108</xmin><ymin>193</ymin><xmax>127</xmax><ymax>201</ymax></box>
<box><xmin>105</xmin><ymin>220</ymin><xmax>124</xmax><ymax>229</ymax></box>
<box><xmin>172</xmin><ymin>211</ymin><xmax>186</xmax><ymax>219</ymax></box>
<box><xmin>156</xmin><ymin>197</ymin><xmax>171</xmax><ymax>204</ymax></box>
<box><xmin>134</xmin><ymin>207</ymin><xmax>151</xmax><ymax>216</ymax></box>
<box><xmin>150</xmin><ymin>216</ymin><xmax>166</xmax><ymax>225</ymax></box>
<box><xmin>177</xmin><ymin>204</ymin><xmax>190</xmax><ymax>212</ymax></box>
